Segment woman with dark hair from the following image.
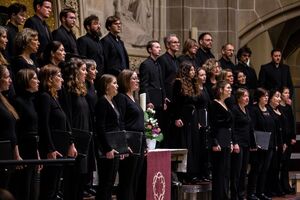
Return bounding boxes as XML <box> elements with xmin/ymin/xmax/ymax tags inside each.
<box><xmin>266</xmin><ymin>89</ymin><xmax>285</xmax><ymax>197</ymax></box>
<box><xmin>210</xmin><ymin>80</ymin><xmax>233</xmax><ymax>200</ymax></box>
<box><xmin>37</xmin><ymin>64</ymin><xmax>77</xmax><ymax>200</ymax></box>
<box><xmin>42</xmin><ymin>41</ymin><xmax>66</xmax><ymax>67</ymax></box>
<box><xmin>11</xmin><ymin>28</ymin><xmax>39</xmax><ymax>75</ymax></box>
<box><xmin>178</xmin><ymin>38</ymin><xmax>199</xmax><ymax>68</ymax></box>
<box><xmin>114</xmin><ymin>69</ymin><xmax>145</xmax><ymax>200</ymax></box>
<box><xmin>60</xmin><ymin>58</ymin><xmax>92</xmax><ymax>200</ymax></box>
<box><xmin>279</xmin><ymin>87</ymin><xmax>296</xmax><ymax>194</ymax></box>
<box><xmin>94</xmin><ymin>74</ymin><xmax>122</xmax><ymax>200</ymax></box>
<box><xmin>172</xmin><ymin>61</ymin><xmax>202</xmax><ymax>183</ymax></box>
<box><xmin>247</xmin><ymin>88</ymin><xmax>275</xmax><ymax>200</ymax></box>
<box><xmin>196</xmin><ymin>67</ymin><xmax>211</xmax><ymax>181</ymax></box>
<box><xmin>0</xmin><ymin>65</ymin><xmax>20</xmax><ymax>188</ymax></box>
<box><xmin>230</xmin><ymin>88</ymin><xmax>255</xmax><ymax>200</ymax></box>
<box><xmin>11</xmin><ymin>68</ymin><xmax>40</xmax><ymax>200</ymax></box>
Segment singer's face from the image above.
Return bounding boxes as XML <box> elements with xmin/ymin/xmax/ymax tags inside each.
<box><xmin>223</xmin><ymin>44</ymin><xmax>234</xmax><ymax>58</ymax></box>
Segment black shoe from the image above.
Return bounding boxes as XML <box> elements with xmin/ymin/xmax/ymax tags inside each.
<box><xmin>284</xmin><ymin>187</ymin><xmax>295</xmax><ymax>194</ymax></box>
<box><xmin>257</xmin><ymin>193</ymin><xmax>271</xmax><ymax>200</ymax></box>
<box><xmin>247</xmin><ymin>194</ymin><xmax>260</xmax><ymax>200</ymax></box>
<box><xmin>83</xmin><ymin>190</ymin><xmax>93</xmax><ymax>198</ymax></box>
<box><xmin>87</xmin><ymin>188</ymin><xmax>97</xmax><ymax>195</ymax></box>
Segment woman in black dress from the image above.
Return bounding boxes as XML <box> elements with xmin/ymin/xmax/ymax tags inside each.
<box><xmin>114</xmin><ymin>69</ymin><xmax>145</xmax><ymax>200</ymax></box>
<box><xmin>247</xmin><ymin>88</ymin><xmax>275</xmax><ymax>200</ymax></box>
<box><xmin>94</xmin><ymin>74</ymin><xmax>122</xmax><ymax>200</ymax></box>
<box><xmin>279</xmin><ymin>87</ymin><xmax>296</xmax><ymax>194</ymax></box>
<box><xmin>37</xmin><ymin>64</ymin><xmax>77</xmax><ymax>200</ymax></box>
<box><xmin>210</xmin><ymin>80</ymin><xmax>233</xmax><ymax>200</ymax></box>
<box><xmin>60</xmin><ymin>58</ymin><xmax>92</xmax><ymax>200</ymax></box>
<box><xmin>230</xmin><ymin>88</ymin><xmax>255</xmax><ymax>200</ymax></box>
<box><xmin>172</xmin><ymin>61</ymin><xmax>202</xmax><ymax>183</ymax></box>
<box><xmin>196</xmin><ymin>67</ymin><xmax>211</xmax><ymax>181</ymax></box>
<box><xmin>11</xmin><ymin>28</ymin><xmax>39</xmax><ymax>75</ymax></box>
<box><xmin>266</xmin><ymin>89</ymin><xmax>285</xmax><ymax>197</ymax></box>
<box><xmin>12</xmin><ymin>68</ymin><xmax>41</xmax><ymax>200</ymax></box>
<box><xmin>0</xmin><ymin>65</ymin><xmax>20</xmax><ymax>189</ymax></box>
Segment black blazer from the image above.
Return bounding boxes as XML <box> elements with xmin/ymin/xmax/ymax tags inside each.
<box><xmin>139</xmin><ymin>57</ymin><xmax>165</xmax><ymax>107</ymax></box>
<box><xmin>101</xmin><ymin>32</ymin><xmax>129</xmax><ymax>76</ymax></box>
<box><xmin>52</xmin><ymin>25</ymin><xmax>78</xmax><ymax>56</ymax></box>
<box><xmin>235</xmin><ymin>62</ymin><xmax>258</xmax><ymax>90</ymax></box>
<box><xmin>24</xmin><ymin>15</ymin><xmax>52</xmax><ymax>56</ymax></box>
<box><xmin>77</xmin><ymin>33</ymin><xmax>105</xmax><ymax>75</ymax></box>
<box><xmin>157</xmin><ymin>52</ymin><xmax>178</xmax><ymax>101</ymax></box>
<box><xmin>95</xmin><ymin>96</ymin><xmax>121</xmax><ymax>153</ymax></box>
<box><xmin>259</xmin><ymin>62</ymin><xmax>294</xmax><ymax>95</ymax></box>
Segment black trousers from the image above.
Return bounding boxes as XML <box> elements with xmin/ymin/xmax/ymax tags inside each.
<box><xmin>230</xmin><ymin>146</ymin><xmax>250</xmax><ymax>200</ymax></box>
<box><xmin>96</xmin><ymin>157</ymin><xmax>119</xmax><ymax>200</ymax></box>
<box><xmin>247</xmin><ymin>149</ymin><xmax>273</xmax><ymax>195</ymax></box>
<box><xmin>118</xmin><ymin>155</ymin><xmax>139</xmax><ymax>200</ymax></box>
<box><xmin>39</xmin><ymin>165</ymin><xmax>63</xmax><ymax>200</ymax></box>
<box><xmin>63</xmin><ymin>156</ymin><xmax>86</xmax><ymax>200</ymax></box>
<box><xmin>10</xmin><ymin>166</ymin><xmax>38</xmax><ymax>200</ymax></box>
<box><xmin>211</xmin><ymin>148</ymin><xmax>231</xmax><ymax>200</ymax></box>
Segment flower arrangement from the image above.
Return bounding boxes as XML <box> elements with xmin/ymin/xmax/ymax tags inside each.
<box><xmin>144</xmin><ymin>108</ymin><xmax>163</xmax><ymax>142</ymax></box>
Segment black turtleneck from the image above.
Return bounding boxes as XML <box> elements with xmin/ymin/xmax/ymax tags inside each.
<box><xmin>14</xmin><ymin>91</ymin><xmax>39</xmax><ymax>158</ymax></box>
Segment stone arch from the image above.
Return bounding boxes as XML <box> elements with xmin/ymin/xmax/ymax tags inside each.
<box><xmin>239</xmin><ymin>1</ymin><xmax>300</xmax><ymax>47</ymax></box>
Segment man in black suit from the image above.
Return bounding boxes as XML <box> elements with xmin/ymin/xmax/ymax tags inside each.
<box><xmin>24</xmin><ymin>0</ymin><xmax>52</xmax><ymax>65</ymax></box>
<box><xmin>157</xmin><ymin>34</ymin><xmax>180</xmax><ymax>148</ymax></box>
<box><xmin>77</xmin><ymin>15</ymin><xmax>104</xmax><ymax>76</ymax></box>
<box><xmin>195</xmin><ymin>32</ymin><xmax>215</xmax><ymax>67</ymax></box>
<box><xmin>52</xmin><ymin>7</ymin><xmax>78</xmax><ymax>59</ymax></box>
<box><xmin>157</xmin><ymin>34</ymin><xmax>180</xmax><ymax>102</ymax></box>
<box><xmin>259</xmin><ymin>49</ymin><xmax>294</xmax><ymax>96</ymax></box>
<box><xmin>139</xmin><ymin>40</ymin><xmax>166</xmax><ymax>141</ymax></box>
<box><xmin>5</xmin><ymin>3</ymin><xmax>27</xmax><ymax>61</ymax></box>
<box><xmin>219</xmin><ymin>43</ymin><xmax>235</xmax><ymax>71</ymax></box>
<box><xmin>101</xmin><ymin>15</ymin><xmax>129</xmax><ymax>77</ymax></box>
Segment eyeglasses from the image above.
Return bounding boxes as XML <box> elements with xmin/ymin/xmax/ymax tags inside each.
<box><xmin>170</xmin><ymin>41</ymin><xmax>180</xmax><ymax>44</ymax></box>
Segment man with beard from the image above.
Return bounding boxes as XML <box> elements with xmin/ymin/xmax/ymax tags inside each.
<box><xmin>77</xmin><ymin>15</ymin><xmax>104</xmax><ymax>76</ymax></box>
<box><xmin>24</xmin><ymin>0</ymin><xmax>53</xmax><ymax>65</ymax></box>
<box><xmin>52</xmin><ymin>7</ymin><xmax>78</xmax><ymax>59</ymax></box>
<box><xmin>259</xmin><ymin>49</ymin><xmax>294</xmax><ymax>96</ymax></box>
<box><xmin>195</xmin><ymin>32</ymin><xmax>215</xmax><ymax>67</ymax></box>
<box><xmin>219</xmin><ymin>43</ymin><xmax>235</xmax><ymax>71</ymax></box>
<box><xmin>101</xmin><ymin>15</ymin><xmax>129</xmax><ymax>77</ymax></box>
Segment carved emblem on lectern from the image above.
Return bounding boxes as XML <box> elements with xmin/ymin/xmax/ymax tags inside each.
<box><xmin>152</xmin><ymin>171</ymin><xmax>166</xmax><ymax>200</ymax></box>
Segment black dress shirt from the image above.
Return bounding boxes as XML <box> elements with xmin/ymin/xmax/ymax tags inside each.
<box><xmin>219</xmin><ymin>57</ymin><xmax>235</xmax><ymax>71</ymax></box>
<box><xmin>195</xmin><ymin>47</ymin><xmax>215</xmax><ymax>67</ymax></box>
